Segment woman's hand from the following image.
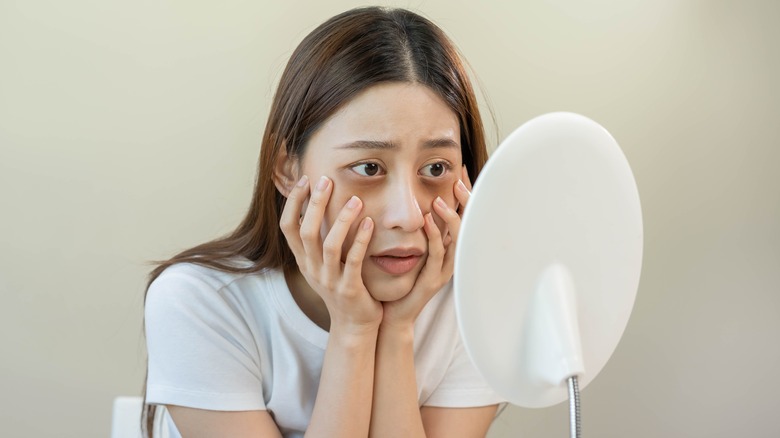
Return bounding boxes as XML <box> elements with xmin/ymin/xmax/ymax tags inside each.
<box><xmin>381</xmin><ymin>166</ymin><xmax>473</xmax><ymax>328</ymax></box>
<box><xmin>280</xmin><ymin>175</ymin><xmax>383</xmax><ymax>333</ymax></box>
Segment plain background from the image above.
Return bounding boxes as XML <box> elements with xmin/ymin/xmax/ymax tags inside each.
<box><xmin>1</xmin><ymin>0</ymin><xmax>778</xmax><ymax>436</ymax></box>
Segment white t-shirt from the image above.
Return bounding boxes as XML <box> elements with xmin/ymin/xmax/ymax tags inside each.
<box><xmin>145</xmin><ymin>262</ymin><xmax>503</xmax><ymax>437</ymax></box>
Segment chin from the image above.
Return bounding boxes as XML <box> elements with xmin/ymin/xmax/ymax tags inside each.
<box><xmin>362</xmin><ymin>267</ymin><xmax>419</xmax><ymax>302</ymax></box>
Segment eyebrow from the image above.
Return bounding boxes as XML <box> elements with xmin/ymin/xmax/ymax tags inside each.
<box><xmin>336</xmin><ymin>138</ymin><xmax>460</xmax><ymax>150</ymax></box>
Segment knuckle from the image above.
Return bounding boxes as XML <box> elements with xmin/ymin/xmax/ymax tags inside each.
<box><xmin>300</xmin><ymin>228</ymin><xmax>319</xmax><ymax>242</ymax></box>
<box><xmin>321</xmin><ymin>277</ymin><xmax>336</xmax><ymax>292</ymax></box>
<box><xmin>337</xmin><ymin>288</ymin><xmax>356</xmax><ymax>301</ymax></box>
<box><xmin>352</xmin><ymin>232</ymin><xmax>370</xmax><ymax>246</ymax></box>
<box><xmin>336</xmin><ymin>212</ymin><xmax>353</xmax><ymax>224</ymax></box>
<box><xmin>279</xmin><ymin>219</ymin><xmax>294</xmax><ymax>233</ymax></box>
<box><xmin>322</xmin><ymin>242</ymin><xmax>340</xmax><ymax>258</ymax></box>
<box><xmin>345</xmin><ymin>252</ymin><xmax>364</xmax><ymax>267</ymax></box>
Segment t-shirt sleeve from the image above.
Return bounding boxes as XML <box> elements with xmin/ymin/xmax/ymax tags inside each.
<box><xmin>423</xmin><ymin>332</ymin><xmax>506</xmax><ymax>408</ymax></box>
<box><xmin>145</xmin><ymin>268</ymin><xmax>266</xmax><ymax>411</ymax></box>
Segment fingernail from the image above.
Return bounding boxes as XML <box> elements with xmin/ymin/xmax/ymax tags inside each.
<box><xmin>347</xmin><ymin>196</ymin><xmax>360</xmax><ymax>209</ymax></box>
<box><xmin>457</xmin><ymin>180</ymin><xmax>467</xmax><ymax>192</ymax></box>
<box><xmin>316</xmin><ymin>176</ymin><xmax>329</xmax><ymax>191</ymax></box>
<box><xmin>435</xmin><ymin>197</ymin><xmax>447</xmax><ymax>208</ymax></box>
<box><xmin>297</xmin><ymin>175</ymin><xmax>308</xmax><ymax>187</ymax></box>
<box><xmin>362</xmin><ymin>217</ymin><xmax>373</xmax><ymax>230</ymax></box>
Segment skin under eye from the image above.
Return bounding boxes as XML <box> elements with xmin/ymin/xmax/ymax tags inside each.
<box><xmin>419</xmin><ymin>161</ymin><xmax>452</xmax><ymax>178</ymax></box>
<box><xmin>350</xmin><ymin>161</ymin><xmax>384</xmax><ymax>177</ymax></box>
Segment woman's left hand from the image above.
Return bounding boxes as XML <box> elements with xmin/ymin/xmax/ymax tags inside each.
<box><xmin>381</xmin><ymin>165</ymin><xmax>473</xmax><ymax>328</ymax></box>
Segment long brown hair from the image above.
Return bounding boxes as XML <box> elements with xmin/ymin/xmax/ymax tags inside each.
<box><xmin>142</xmin><ymin>6</ymin><xmax>489</xmax><ymax>435</ymax></box>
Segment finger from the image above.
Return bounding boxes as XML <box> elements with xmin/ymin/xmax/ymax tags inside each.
<box><xmin>433</xmin><ymin>196</ymin><xmax>461</xmax><ymax>246</ymax></box>
<box><xmin>461</xmin><ymin>165</ymin><xmax>473</xmax><ymax>190</ymax></box>
<box><xmin>322</xmin><ymin>196</ymin><xmax>363</xmax><ymax>273</ymax></box>
<box><xmin>279</xmin><ymin>175</ymin><xmax>310</xmax><ymax>258</ymax></box>
<box><xmin>441</xmin><ymin>223</ymin><xmax>451</xmax><ymax>246</ymax></box>
<box><xmin>454</xmin><ymin>178</ymin><xmax>471</xmax><ymax>215</ymax></box>
<box><xmin>409</xmin><ymin>212</ymin><xmax>447</xmax><ymax>300</ymax></box>
<box><xmin>343</xmin><ymin>217</ymin><xmax>374</xmax><ymax>280</ymax></box>
<box><xmin>420</xmin><ymin>212</ymin><xmax>445</xmax><ymax>275</ymax></box>
<box><xmin>432</xmin><ymin>199</ymin><xmax>459</xmax><ymax>280</ymax></box>
<box><xmin>299</xmin><ymin>175</ymin><xmax>332</xmax><ymax>263</ymax></box>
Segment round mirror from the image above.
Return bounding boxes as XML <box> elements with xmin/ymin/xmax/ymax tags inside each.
<box><xmin>454</xmin><ymin>112</ymin><xmax>643</xmax><ymax>407</ymax></box>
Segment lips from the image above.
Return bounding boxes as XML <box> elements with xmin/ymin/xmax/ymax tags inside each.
<box><xmin>370</xmin><ymin>247</ymin><xmax>424</xmax><ymax>275</ymax></box>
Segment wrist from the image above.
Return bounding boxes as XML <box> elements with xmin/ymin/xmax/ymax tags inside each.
<box><xmin>378</xmin><ymin>319</ymin><xmax>415</xmax><ymax>340</ymax></box>
<box><xmin>329</xmin><ymin>320</ymin><xmax>381</xmax><ymax>344</ymax></box>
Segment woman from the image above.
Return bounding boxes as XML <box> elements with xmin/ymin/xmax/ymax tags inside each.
<box><xmin>143</xmin><ymin>6</ymin><xmax>503</xmax><ymax>437</ymax></box>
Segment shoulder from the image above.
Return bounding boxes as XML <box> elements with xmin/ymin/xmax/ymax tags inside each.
<box><xmin>146</xmin><ymin>263</ymin><xmax>233</xmax><ymax>308</ymax></box>
<box><xmin>147</xmin><ymin>259</ymin><xmax>279</xmax><ymax>297</ymax></box>
<box><xmin>144</xmin><ymin>262</ymin><xmax>274</xmax><ymax>412</ymax></box>
<box><xmin>145</xmin><ymin>262</ymin><xmax>282</xmax><ymax>324</ymax></box>
<box><xmin>150</xmin><ymin>260</ymin><xmax>253</xmax><ymax>290</ymax></box>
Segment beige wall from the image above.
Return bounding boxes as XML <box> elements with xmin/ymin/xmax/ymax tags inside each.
<box><xmin>1</xmin><ymin>1</ymin><xmax>778</xmax><ymax>436</ymax></box>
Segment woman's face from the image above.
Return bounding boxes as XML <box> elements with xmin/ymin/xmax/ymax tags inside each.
<box><xmin>295</xmin><ymin>82</ymin><xmax>463</xmax><ymax>301</ymax></box>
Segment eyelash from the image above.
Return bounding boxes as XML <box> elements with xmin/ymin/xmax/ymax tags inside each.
<box><xmin>351</xmin><ymin>161</ymin><xmax>384</xmax><ymax>177</ymax></box>
<box><xmin>349</xmin><ymin>161</ymin><xmax>453</xmax><ymax>178</ymax></box>
<box><xmin>420</xmin><ymin>161</ymin><xmax>453</xmax><ymax>178</ymax></box>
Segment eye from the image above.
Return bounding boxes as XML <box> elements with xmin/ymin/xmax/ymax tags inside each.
<box><xmin>350</xmin><ymin>162</ymin><xmax>383</xmax><ymax>177</ymax></box>
<box><xmin>420</xmin><ymin>161</ymin><xmax>451</xmax><ymax>178</ymax></box>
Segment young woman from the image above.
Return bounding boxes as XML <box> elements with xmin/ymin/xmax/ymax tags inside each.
<box><xmin>143</xmin><ymin>6</ymin><xmax>504</xmax><ymax>437</ymax></box>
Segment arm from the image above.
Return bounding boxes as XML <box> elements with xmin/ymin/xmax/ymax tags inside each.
<box><xmin>168</xmin><ymin>338</ymin><xmax>496</xmax><ymax>438</ymax></box>
<box><xmin>167</xmin><ymin>326</ymin><xmax>379</xmax><ymax>438</ymax></box>
<box><xmin>420</xmin><ymin>405</ymin><xmax>499</xmax><ymax>438</ymax></box>
<box><xmin>369</xmin><ymin>321</ymin><xmax>426</xmax><ymax>437</ymax></box>
<box><xmin>370</xmin><ymin>171</ymin><xmax>474</xmax><ymax>437</ymax></box>
<box><xmin>286</xmin><ymin>175</ymin><xmax>384</xmax><ymax>437</ymax></box>
<box><xmin>166</xmin><ymin>176</ymin><xmax>382</xmax><ymax>437</ymax></box>
<box><xmin>368</xmin><ymin>320</ymin><xmax>497</xmax><ymax>438</ymax></box>
<box><xmin>306</xmin><ymin>325</ymin><xmax>378</xmax><ymax>436</ymax></box>
<box><xmin>166</xmin><ymin>408</ymin><xmax>282</xmax><ymax>438</ymax></box>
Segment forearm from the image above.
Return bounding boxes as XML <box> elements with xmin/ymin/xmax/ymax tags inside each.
<box><xmin>369</xmin><ymin>322</ymin><xmax>426</xmax><ymax>438</ymax></box>
<box><xmin>306</xmin><ymin>325</ymin><xmax>379</xmax><ymax>438</ymax></box>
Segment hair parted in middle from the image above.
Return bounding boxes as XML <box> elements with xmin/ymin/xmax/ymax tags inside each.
<box><xmin>146</xmin><ymin>5</ymin><xmax>488</xmax><ymax>288</ymax></box>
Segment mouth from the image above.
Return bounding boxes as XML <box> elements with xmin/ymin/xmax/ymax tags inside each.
<box><xmin>370</xmin><ymin>247</ymin><xmax>424</xmax><ymax>276</ymax></box>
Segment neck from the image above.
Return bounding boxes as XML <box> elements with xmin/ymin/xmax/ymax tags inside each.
<box><xmin>284</xmin><ymin>268</ymin><xmax>331</xmax><ymax>331</ymax></box>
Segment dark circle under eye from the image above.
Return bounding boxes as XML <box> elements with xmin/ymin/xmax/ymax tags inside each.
<box><xmin>363</xmin><ymin>163</ymin><xmax>379</xmax><ymax>176</ymax></box>
<box><xmin>428</xmin><ymin>163</ymin><xmax>444</xmax><ymax>177</ymax></box>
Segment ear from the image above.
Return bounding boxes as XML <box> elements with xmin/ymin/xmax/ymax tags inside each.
<box><xmin>272</xmin><ymin>146</ymin><xmax>301</xmax><ymax>198</ymax></box>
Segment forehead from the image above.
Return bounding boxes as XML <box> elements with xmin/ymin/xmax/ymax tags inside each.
<box><xmin>306</xmin><ymin>82</ymin><xmax>461</xmax><ymax>154</ymax></box>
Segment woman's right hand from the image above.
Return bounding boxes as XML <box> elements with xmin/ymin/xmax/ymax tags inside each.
<box><xmin>280</xmin><ymin>175</ymin><xmax>383</xmax><ymax>333</ymax></box>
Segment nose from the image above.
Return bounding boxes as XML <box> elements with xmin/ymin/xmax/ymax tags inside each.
<box><xmin>379</xmin><ymin>178</ymin><xmax>425</xmax><ymax>232</ymax></box>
